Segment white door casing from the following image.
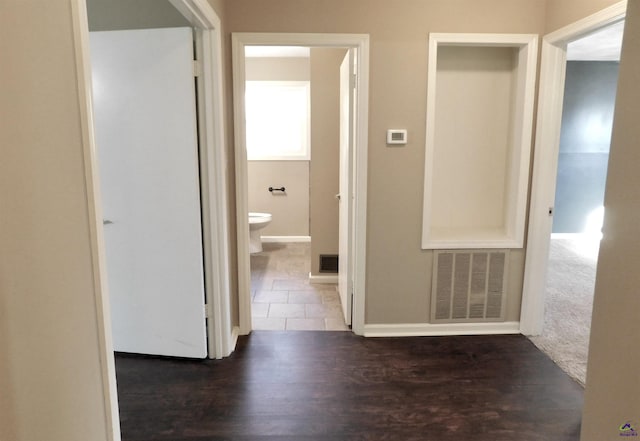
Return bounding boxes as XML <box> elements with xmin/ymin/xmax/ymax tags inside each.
<box><xmin>339</xmin><ymin>50</ymin><xmax>355</xmax><ymax>326</ymax></box>
<box><xmin>231</xmin><ymin>33</ymin><xmax>370</xmax><ymax>335</ymax></box>
<box><xmin>72</xmin><ymin>0</ymin><xmax>228</xmax><ymax>438</ymax></box>
<box><xmin>520</xmin><ymin>1</ymin><xmax>626</xmax><ymax>335</ymax></box>
<box><xmin>90</xmin><ymin>27</ymin><xmax>207</xmax><ymax>358</ymax></box>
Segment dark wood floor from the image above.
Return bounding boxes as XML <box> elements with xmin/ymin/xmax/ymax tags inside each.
<box><xmin>115</xmin><ymin>332</ymin><xmax>584</xmax><ymax>441</ymax></box>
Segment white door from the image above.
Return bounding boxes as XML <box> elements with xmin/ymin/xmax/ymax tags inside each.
<box><xmin>338</xmin><ymin>50</ymin><xmax>355</xmax><ymax>326</ymax></box>
<box><xmin>90</xmin><ymin>28</ymin><xmax>207</xmax><ymax>358</ymax></box>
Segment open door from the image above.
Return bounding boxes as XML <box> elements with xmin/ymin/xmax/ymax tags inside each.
<box><xmin>90</xmin><ymin>27</ymin><xmax>207</xmax><ymax>358</ymax></box>
<box><xmin>338</xmin><ymin>49</ymin><xmax>356</xmax><ymax>326</ymax></box>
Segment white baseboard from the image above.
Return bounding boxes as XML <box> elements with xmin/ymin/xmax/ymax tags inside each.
<box><xmin>261</xmin><ymin>236</ymin><xmax>311</xmax><ymax>243</ymax></box>
<box><xmin>308</xmin><ymin>273</ymin><xmax>338</xmax><ymax>284</ymax></box>
<box><xmin>363</xmin><ymin>321</ymin><xmax>521</xmax><ymax>337</ymax></box>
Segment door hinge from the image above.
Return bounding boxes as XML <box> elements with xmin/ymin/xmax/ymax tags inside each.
<box><xmin>204</xmin><ymin>303</ymin><xmax>213</xmax><ymax>319</ymax></box>
<box><xmin>193</xmin><ymin>60</ymin><xmax>202</xmax><ymax>77</ymax></box>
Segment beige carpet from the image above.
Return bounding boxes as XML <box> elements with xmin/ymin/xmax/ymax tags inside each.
<box><xmin>528</xmin><ymin>235</ymin><xmax>600</xmax><ymax>386</ymax></box>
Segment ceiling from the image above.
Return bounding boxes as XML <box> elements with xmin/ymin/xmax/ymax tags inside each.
<box><xmin>567</xmin><ymin>20</ymin><xmax>625</xmax><ymax>61</ymax></box>
<box><xmin>242</xmin><ymin>22</ymin><xmax>625</xmax><ymax>61</ymax></box>
<box><xmin>243</xmin><ymin>24</ymin><xmax>625</xmax><ymax>61</ymax></box>
<box><xmin>245</xmin><ymin>46</ymin><xmax>310</xmax><ymax>58</ymax></box>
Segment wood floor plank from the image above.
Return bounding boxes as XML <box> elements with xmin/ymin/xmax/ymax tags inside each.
<box><xmin>115</xmin><ymin>332</ymin><xmax>583</xmax><ymax>441</ymax></box>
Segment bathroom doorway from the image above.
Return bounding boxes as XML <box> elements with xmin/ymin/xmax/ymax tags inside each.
<box><xmin>232</xmin><ymin>34</ymin><xmax>370</xmax><ymax>335</ymax></box>
<box><xmin>244</xmin><ymin>46</ymin><xmax>348</xmax><ymax>331</ymax></box>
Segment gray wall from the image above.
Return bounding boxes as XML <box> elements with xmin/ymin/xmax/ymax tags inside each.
<box><xmin>86</xmin><ymin>0</ymin><xmax>189</xmax><ymax>31</ymax></box>
<box><xmin>553</xmin><ymin>61</ymin><xmax>619</xmax><ymax>233</ymax></box>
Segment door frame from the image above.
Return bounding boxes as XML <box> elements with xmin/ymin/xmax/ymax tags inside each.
<box><xmin>167</xmin><ymin>0</ymin><xmax>235</xmax><ymax>360</ymax></box>
<box><xmin>338</xmin><ymin>49</ymin><xmax>356</xmax><ymax>326</ymax></box>
<box><xmin>520</xmin><ymin>1</ymin><xmax>627</xmax><ymax>335</ymax></box>
<box><xmin>72</xmin><ymin>0</ymin><xmax>230</xmax><ymax>436</ymax></box>
<box><xmin>231</xmin><ymin>33</ymin><xmax>370</xmax><ymax>336</ymax></box>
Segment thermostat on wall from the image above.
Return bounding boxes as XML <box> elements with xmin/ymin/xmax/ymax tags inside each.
<box><xmin>387</xmin><ymin>129</ymin><xmax>407</xmax><ymax>145</ymax></box>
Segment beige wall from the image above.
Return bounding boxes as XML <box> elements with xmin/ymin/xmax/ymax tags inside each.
<box><xmin>86</xmin><ymin>0</ymin><xmax>189</xmax><ymax>31</ymax></box>
<box><xmin>581</xmin><ymin>0</ymin><xmax>638</xmax><ymax>439</ymax></box>
<box><xmin>545</xmin><ymin>0</ymin><xmax>622</xmax><ymax>32</ymax></box>
<box><xmin>245</xmin><ymin>56</ymin><xmax>310</xmax><ymax>80</ymax></box>
<box><xmin>0</xmin><ymin>286</ymin><xmax>16</xmax><ymax>440</ymax></box>
<box><xmin>226</xmin><ymin>0</ymin><xmax>545</xmax><ymax>323</ymax></box>
<box><xmin>309</xmin><ymin>48</ymin><xmax>345</xmax><ymax>275</ymax></box>
<box><xmin>432</xmin><ymin>46</ymin><xmax>516</xmax><ymax>233</ymax></box>
<box><xmin>207</xmin><ymin>0</ymin><xmax>225</xmax><ymax>17</ymax></box>
<box><xmin>0</xmin><ymin>2</ymin><xmax>113</xmax><ymax>440</ymax></box>
<box><xmin>247</xmin><ymin>162</ymin><xmax>310</xmax><ymax>236</ymax></box>
<box><xmin>245</xmin><ymin>57</ymin><xmax>310</xmax><ymax>236</ymax></box>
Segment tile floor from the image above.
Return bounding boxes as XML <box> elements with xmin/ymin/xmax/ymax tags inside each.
<box><xmin>250</xmin><ymin>242</ymin><xmax>349</xmax><ymax>331</ymax></box>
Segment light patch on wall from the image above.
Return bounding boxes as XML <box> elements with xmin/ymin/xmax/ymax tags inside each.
<box><xmin>582</xmin><ymin>112</ymin><xmax>613</xmax><ymax>147</ymax></box>
<box><xmin>559</xmin><ymin>206</ymin><xmax>604</xmax><ymax>262</ymax></box>
<box><xmin>585</xmin><ymin>205</ymin><xmax>605</xmax><ymax>237</ymax></box>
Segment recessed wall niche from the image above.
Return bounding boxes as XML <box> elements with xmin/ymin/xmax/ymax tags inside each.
<box><xmin>422</xmin><ymin>33</ymin><xmax>538</xmax><ymax>249</ymax></box>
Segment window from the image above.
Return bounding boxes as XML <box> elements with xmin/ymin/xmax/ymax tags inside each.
<box><xmin>245</xmin><ymin>81</ymin><xmax>310</xmax><ymax>160</ymax></box>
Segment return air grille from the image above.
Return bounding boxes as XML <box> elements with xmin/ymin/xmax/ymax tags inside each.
<box><xmin>319</xmin><ymin>254</ymin><xmax>339</xmax><ymax>273</ymax></box>
<box><xmin>431</xmin><ymin>250</ymin><xmax>509</xmax><ymax>323</ymax></box>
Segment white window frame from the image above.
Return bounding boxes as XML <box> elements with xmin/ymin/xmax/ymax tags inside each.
<box><xmin>245</xmin><ymin>80</ymin><xmax>311</xmax><ymax>161</ymax></box>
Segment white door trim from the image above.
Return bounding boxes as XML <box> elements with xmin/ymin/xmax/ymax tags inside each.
<box><xmin>72</xmin><ymin>0</ymin><xmax>229</xmax><ymax>438</ymax></box>
<box><xmin>231</xmin><ymin>33</ymin><xmax>370</xmax><ymax>336</ymax></box>
<box><xmin>520</xmin><ymin>1</ymin><xmax>626</xmax><ymax>335</ymax></box>
<box><xmin>70</xmin><ymin>1</ymin><xmax>121</xmax><ymax>439</ymax></box>
<box><xmin>169</xmin><ymin>1</ymin><xmax>235</xmax><ymax>360</ymax></box>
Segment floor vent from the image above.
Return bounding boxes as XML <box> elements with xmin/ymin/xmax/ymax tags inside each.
<box><xmin>319</xmin><ymin>254</ymin><xmax>339</xmax><ymax>273</ymax></box>
<box><xmin>431</xmin><ymin>250</ymin><xmax>509</xmax><ymax>323</ymax></box>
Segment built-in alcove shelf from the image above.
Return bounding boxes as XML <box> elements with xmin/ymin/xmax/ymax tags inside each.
<box><xmin>422</xmin><ymin>33</ymin><xmax>538</xmax><ymax>249</ymax></box>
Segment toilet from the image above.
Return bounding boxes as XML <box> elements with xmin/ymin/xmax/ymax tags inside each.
<box><xmin>248</xmin><ymin>212</ymin><xmax>272</xmax><ymax>253</ymax></box>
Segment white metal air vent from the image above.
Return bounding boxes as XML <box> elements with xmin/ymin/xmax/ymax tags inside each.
<box><xmin>431</xmin><ymin>250</ymin><xmax>509</xmax><ymax>323</ymax></box>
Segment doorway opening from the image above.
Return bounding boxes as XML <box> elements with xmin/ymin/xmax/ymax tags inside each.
<box><xmin>244</xmin><ymin>46</ymin><xmax>349</xmax><ymax>331</ymax></box>
<box><xmin>530</xmin><ymin>20</ymin><xmax>623</xmax><ymax>385</ymax></box>
<box><xmin>84</xmin><ymin>0</ymin><xmax>231</xmax><ymax>360</ymax></box>
<box><xmin>232</xmin><ymin>34</ymin><xmax>370</xmax><ymax>336</ymax></box>
<box><xmin>522</xmin><ymin>4</ymin><xmax>626</xmax><ymax>384</ymax></box>
<box><xmin>75</xmin><ymin>0</ymin><xmax>229</xmax><ymax>437</ymax></box>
